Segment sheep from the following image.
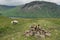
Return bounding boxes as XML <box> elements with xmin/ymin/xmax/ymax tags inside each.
<box><xmin>11</xmin><ymin>20</ymin><xmax>18</xmax><ymax>24</ymax></box>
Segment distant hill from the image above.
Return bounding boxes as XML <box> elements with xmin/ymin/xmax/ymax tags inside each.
<box><xmin>0</xmin><ymin>5</ymin><xmax>16</xmax><ymax>16</ymax></box>
<box><xmin>0</xmin><ymin>5</ymin><xmax>16</xmax><ymax>11</ymax></box>
<box><xmin>1</xmin><ymin>1</ymin><xmax>60</xmax><ymax>18</ymax></box>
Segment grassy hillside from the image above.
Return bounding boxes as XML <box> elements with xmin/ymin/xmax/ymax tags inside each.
<box><xmin>0</xmin><ymin>5</ymin><xmax>15</xmax><ymax>11</ymax></box>
<box><xmin>1</xmin><ymin>1</ymin><xmax>60</xmax><ymax>18</ymax></box>
<box><xmin>0</xmin><ymin>5</ymin><xmax>16</xmax><ymax>16</ymax></box>
<box><xmin>0</xmin><ymin>17</ymin><xmax>60</xmax><ymax>40</ymax></box>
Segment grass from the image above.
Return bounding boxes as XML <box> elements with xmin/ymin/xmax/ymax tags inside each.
<box><xmin>0</xmin><ymin>17</ymin><xmax>60</xmax><ymax>40</ymax></box>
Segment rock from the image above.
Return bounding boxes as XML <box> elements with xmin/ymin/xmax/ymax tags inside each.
<box><xmin>45</xmin><ymin>32</ymin><xmax>51</xmax><ymax>37</ymax></box>
<box><xmin>40</xmin><ymin>35</ymin><xmax>45</xmax><ymax>38</ymax></box>
<box><xmin>24</xmin><ymin>30</ymin><xmax>30</xmax><ymax>37</ymax></box>
<box><xmin>25</xmin><ymin>34</ymin><xmax>30</xmax><ymax>37</ymax></box>
<box><xmin>35</xmin><ymin>32</ymin><xmax>40</xmax><ymax>37</ymax></box>
<box><xmin>24</xmin><ymin>24</ymin><xmax>51</xmax><ymax>38</ymax></box>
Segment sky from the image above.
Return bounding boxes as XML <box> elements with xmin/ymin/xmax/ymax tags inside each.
<box><xmin>0</xmin><ymin>0</ymin><xmax>60</xmax><ymax>6</ymax></box>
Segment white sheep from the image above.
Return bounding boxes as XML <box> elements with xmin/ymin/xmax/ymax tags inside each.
<box><xmin>11</xmin><ymin>20</ymin><xmax>18</xmax><ymax>24</ymax></box>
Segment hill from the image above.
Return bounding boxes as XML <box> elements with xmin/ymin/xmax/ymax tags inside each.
<box><xmin>0</xmin><ymin>5</ymin><xmax>16</xmax><ymax>11</ymax></box>
<box><xmin>1</xmin><ymin>1</ymin><xmax>60</xmax><ymax>18</ymax></box>
<box><xmin>0</xmin><ymin>5</ymin><xmax>16</xmax><ymax>16</ymax></box>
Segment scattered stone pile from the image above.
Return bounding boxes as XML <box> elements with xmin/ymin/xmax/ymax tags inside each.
<box><xmin>24</xmin><ymin>24</ymin><xmax>51</xmax><ymax>38</ymax></box>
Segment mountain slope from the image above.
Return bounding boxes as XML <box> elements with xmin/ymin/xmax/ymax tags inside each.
<box><xmin>0</xmin><ymin>5</ymin><xmax>16</xmax><ymax>16</ymax></box>
<box><xmin>3</xmin><ymin>1</ymin><xmax>60</xmax><ymax>18</ymax></box>
<box><xmin>0</xmin><ymin>5</ymin><xmax>16</xmax><ymax>11</ymax></box>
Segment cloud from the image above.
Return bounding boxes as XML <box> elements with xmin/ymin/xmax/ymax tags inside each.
<box><xmin>43</xmin><ymin>0</ymin><xmax>60</xmax><ymax>4</ymax></box>
<box><xmin>0</xmin><ymin>0</ymin><xmax>60</xmax><ymax>6</ymax></box>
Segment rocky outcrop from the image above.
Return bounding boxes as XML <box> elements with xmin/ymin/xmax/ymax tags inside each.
<box><xmin>24</xmin><ymin>24</ymin><xmax>51</xmax><ymax>38</ymax></box>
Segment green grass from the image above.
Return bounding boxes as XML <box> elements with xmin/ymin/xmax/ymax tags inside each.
<box><xmin>0</xmin><ymin>17</ymin><xmax>60</xmax><ymax>40</ymax></box>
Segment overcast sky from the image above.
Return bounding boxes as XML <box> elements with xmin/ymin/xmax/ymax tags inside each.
<box><xmin>0</xmin><ymin>0</ymin><xmax>60</xmax><ymax>6</ymax></box>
